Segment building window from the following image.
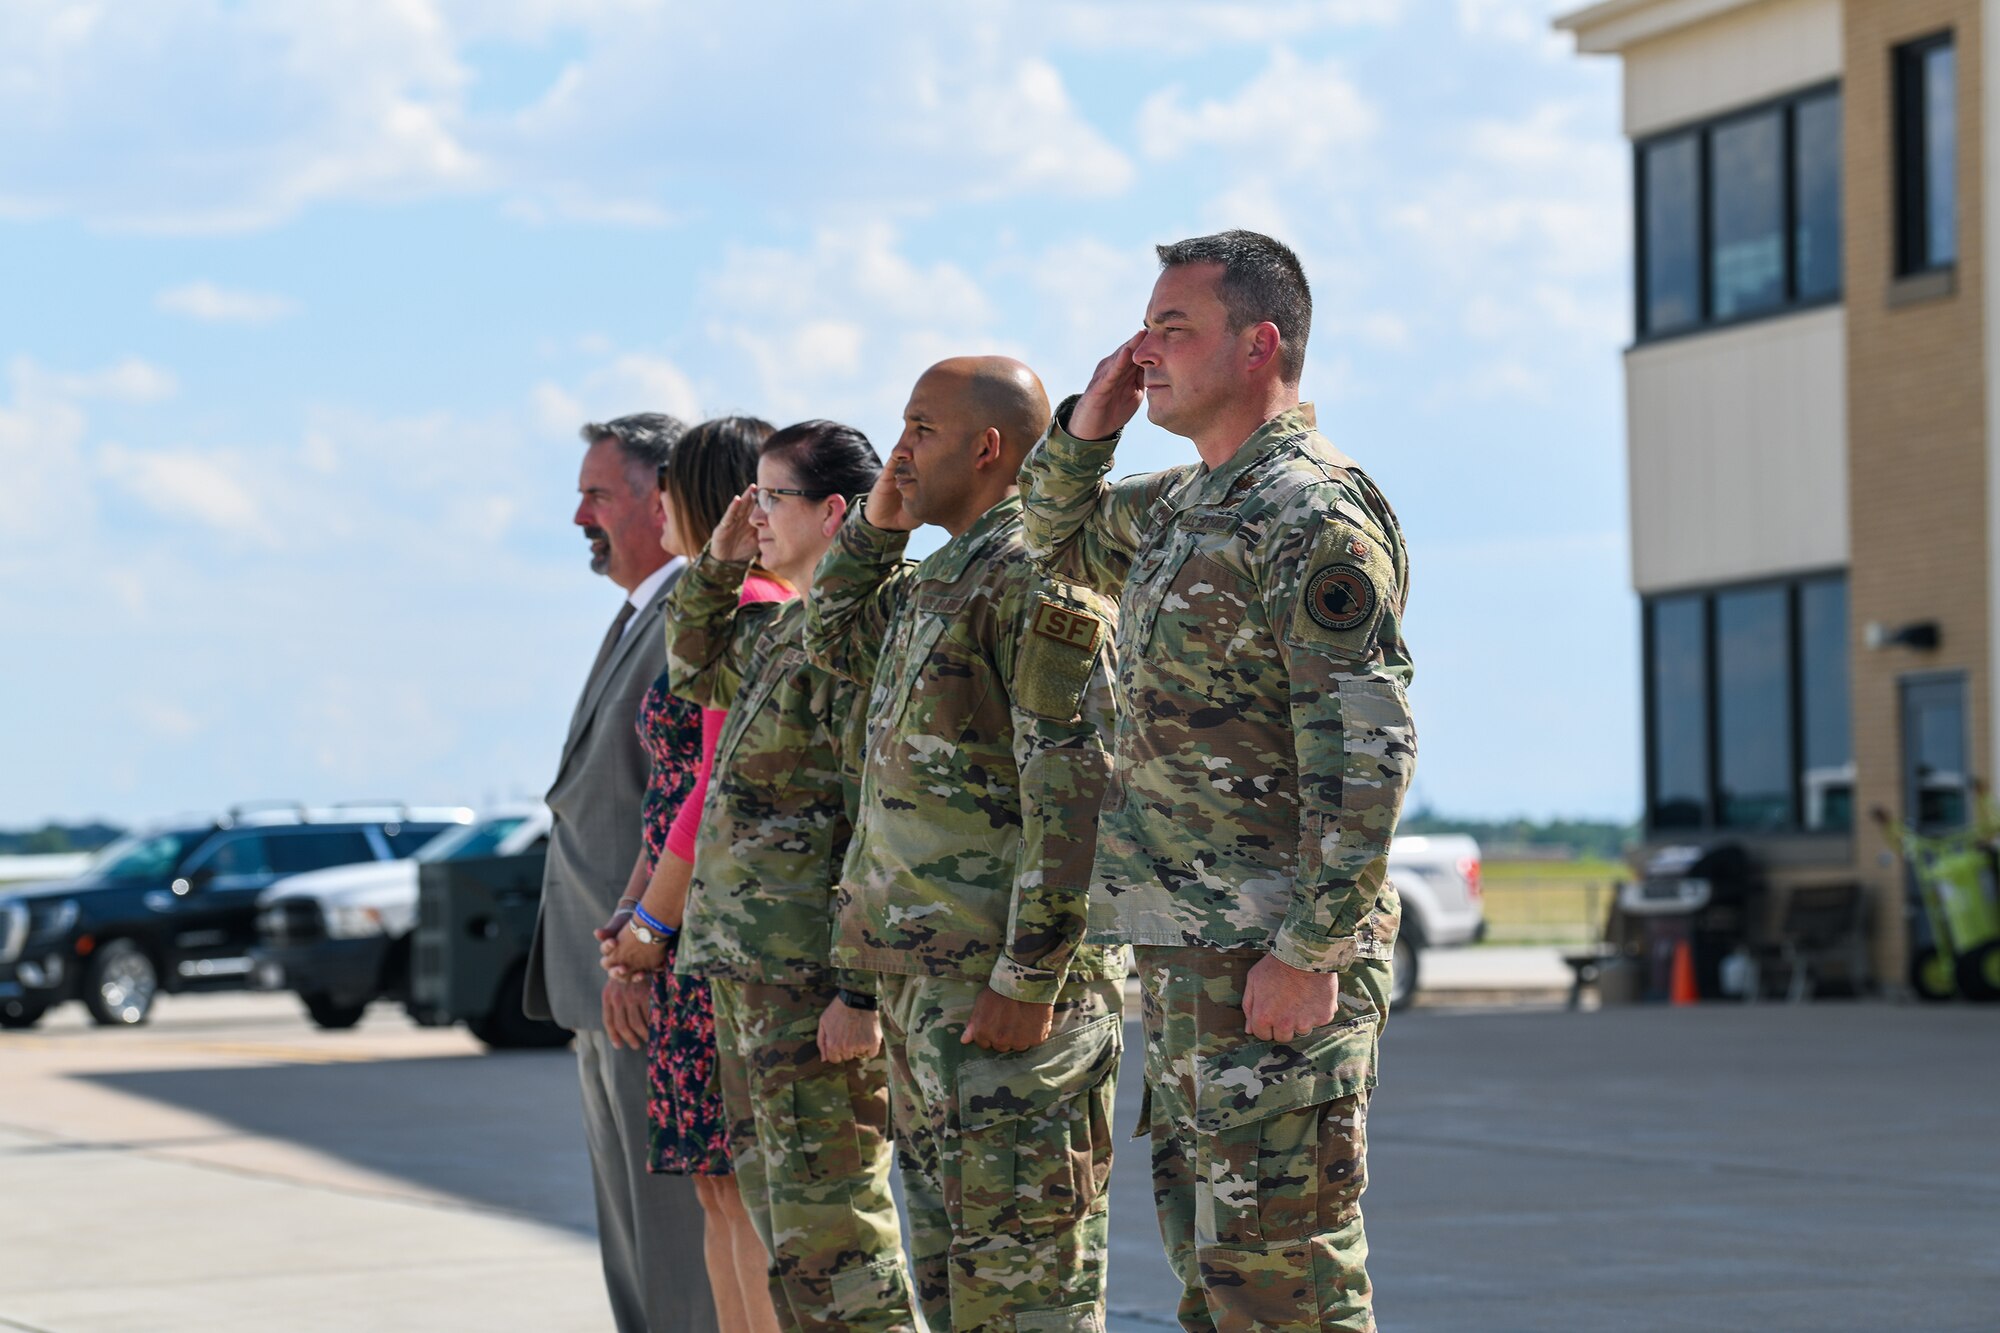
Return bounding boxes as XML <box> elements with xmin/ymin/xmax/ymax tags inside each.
<box><xmin>1635</xmin><ymin>85</ymin><xmax>1843</xmax><ymax>340</ymax></box>
<box><xmin>1643</xmin><ymin>574</ymin><xmax>1852</xmax><ymax>834</ymax></box>
<box><xmin>1711</xmin><ymin>111</ymin><xmax>1786</xmax><ymax>320</ymax></box>
<box><xmin>1642</xmin><ymin>135</ymin><xmax>1702</xmax><ymax>336</ymax></box>
<box><xmin>1794</xmin><ymin>90</ymin><xmax>1843</xmax><ymax>302</ymax></box>
<box><xmin>1896</xmin><ymin>34</ymin><xmax>1958</xmax><ymax>275</ymax></box>
<box><xmin>1799</xmin><ymin>580</ymin><xmax>1854</xmax><ymax>831</ymax></box>
<box><xmin>1647</xmin><ymin>594</ymin><xmax>1709</xmax><ymax>830</ymax></box>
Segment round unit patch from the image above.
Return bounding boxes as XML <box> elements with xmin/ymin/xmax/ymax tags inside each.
<box><xmin>1305</xmin><ymin>564</ymin><xmax>1377</xmax><ymax>633</ymax></box>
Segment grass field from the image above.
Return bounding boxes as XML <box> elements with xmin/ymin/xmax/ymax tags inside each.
<box><xmin>1477</xmin><ymin>859</ymin><xmax>1626</xmax><ymax>945</ymax></box>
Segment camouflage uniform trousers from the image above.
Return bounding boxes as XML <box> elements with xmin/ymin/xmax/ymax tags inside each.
<box><xmin>710</xmin><ymin>978</ymin><xmax>916</xmax><ymax>1333</ymax></box>
<box><xmin>876</xmin><ymin>971</ymin><xmax>1124</xmax><ymax>1332</ymax></box>
<box><xmin>1137</xmin><ymin>945</ymin><xmax>1388</xmax><ymax>1333</ymax></box>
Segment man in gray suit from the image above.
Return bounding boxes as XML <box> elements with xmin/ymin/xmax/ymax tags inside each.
<box><xmin>524</xmin><ymin>412</ymin><xmax>719</xmax><ymax>1333</ymax></box>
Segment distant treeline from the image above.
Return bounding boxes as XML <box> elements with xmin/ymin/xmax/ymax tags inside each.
<box><xmin>1398</xmin><ymin>810</ymin><xmax>1637</xmax><ymax>862</ymax></box>
<box><xmin>0</xmin><ymin>823</ymin><xmax>124</xmax><ymax>855</ymax></box>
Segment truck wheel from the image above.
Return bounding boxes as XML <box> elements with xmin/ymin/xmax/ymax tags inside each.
<box><xmin>302</xmin><ymin>993</ymin><xmax>368</xmax><ymax>1030</ymax></box>
<box><xmin>1390</xmin><ymin>935</ymin><xmax>1420</xmax><ymax>1012</ymax></box>
<box><xmin>0</xmin><ymin>998</ymin><xmax>48</xmax><ymax>1029</ymax></box>
<box><xmin>1909</xmin><ymin>948</ymin><xmax>1956</xmax><ymax>1002</ymax></box>
<box><xmin>1953</xmin><ymin>943</ymin><xmax>2000</xmax><ymax>1002</ymax></box>
<box><xmin>84</xmin><ymin>940</ymin><xmax>158</xmax><ymax>1026</ymax></box>
<box><xmin>467</xmin><ymin>962</ymin><xmax>571</xmax><ymax>1050</ymax></box>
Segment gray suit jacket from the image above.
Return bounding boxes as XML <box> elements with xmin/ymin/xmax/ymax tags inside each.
<box><xmin>524</xmin><ymin>568</ymin><xmax>681</xmax><ymax>1029</ymax></box>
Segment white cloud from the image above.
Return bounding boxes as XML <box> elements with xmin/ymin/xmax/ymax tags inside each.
<box><xmin>1052</xmin><ymin>0</ymin><xmax>1407</xmax><ymax>51</ymax></box>
<box><xmin>156</xmin><ymin>281</ymin><xmax>298</xmax><ymax>324</ymax></box>
<box><xmin>1139</xmin><ymin>51</ymin><xmax>1379</xmax><ymax>170</ymax></box>
<box><xmin>96</xmin><ymin>442</ymin><xmax>278</xmax><ymax>545</ymax></box>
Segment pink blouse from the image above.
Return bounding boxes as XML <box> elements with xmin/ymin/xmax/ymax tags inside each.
<box><xmin>664</xmin><ymin>572</ymin><xmax>792</xmax><ymax>864</ymax></box>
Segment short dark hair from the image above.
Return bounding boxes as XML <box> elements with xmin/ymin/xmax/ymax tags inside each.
<box><xmin>583</xmin><ymin>412</ymin><xmax>685</xmax><ymax>493</ymax></box>
<box><xmin>658</xmin><ymin>415</ymin><xmax>774</xmax><ymax>551</ymax></box>
<box><xmin>1155</xmin><ymin>229</ymin><xmax>1313</xmax><ymax>383</ymax></box>
<box><xmin>760</xmin><ymin>419</ymin><xmax>880</xmax><ymax>502</ymax></box>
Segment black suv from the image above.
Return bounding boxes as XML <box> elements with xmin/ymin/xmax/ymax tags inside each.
<box><xmin>0</xmin><ymin>804</ymin><xmax>468</xmax><ymax>1029</ymax></box>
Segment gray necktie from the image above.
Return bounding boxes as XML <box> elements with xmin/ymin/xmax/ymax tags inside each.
<box><xmin>586</xmin><ymin>601</ymin><xmax>637</xmax><ymax>686</ymax></box>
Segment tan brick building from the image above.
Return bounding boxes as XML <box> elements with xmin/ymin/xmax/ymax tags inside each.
<box><xmin>1558</xmin><ymin>0</ymin><xmax>1992</xmax><ymax>989</ymax></box>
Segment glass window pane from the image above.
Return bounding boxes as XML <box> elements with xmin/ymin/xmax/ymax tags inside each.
<box><xmin>1925</xmin><ymin>44</ymin><xmax>1957</xmax><ymax>266</ymax></box>
<box><xmin>1794</xmin><ymin>93</ymin><xmax>1843</xmax><ymax>302</ymax></box>
<box><xmin>1716</xmin><ymin>587</ymin><xmax>1793</xmax><ymax>829</ymax></box>
<box><xmin>1711</xmin><ymin>112</ymin><xmax>1785</xmax><ymax>319</ymax></box>
<box><xmin>266</xmin><ymin>830</ymin><xmax>376</xmax><ymax>874</ymax></box>
<box><xmin>205</xmin><ymin>835</ymin><xmax>272</xmax><ymax>878</ymax></box>
<box><xmin>1799</xmin><ymin>579</ymin><xmax>1852</xmax><ymax>831</ymax></box>
<box><xmin>1642</xmin><ymin>136</ymin><xmax>1701</xmax><ymax>336</ymax></box>
<box><xmin>1649</xmin><ymin>595</ymin><xmax>1709</xmax><ymax>828</ymax></box>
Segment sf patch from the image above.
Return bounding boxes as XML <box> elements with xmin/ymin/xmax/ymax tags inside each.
<box><xmin>1019</xmin><ymin>594</ymin><xmax>1106</xmax><ymax>721</ymax></box>
<box><xmin>1306</xmin><ymin>564</ymin><xmax>1377</xmax><ymax>633</ymax></box>
<box><xmin>1030</xmin><ymin>597</ymin><xmax>1104</xmax><ymax>654</ymax></box>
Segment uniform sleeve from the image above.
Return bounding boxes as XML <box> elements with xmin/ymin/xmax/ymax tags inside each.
<box><xmin>1018</xmin><ymin>394</ymin><xmax>1180</xmax><ymax>598</ymax></box>
<box><xmin>1256</xmin><ymin>489</ymin><xmax>1418</xmax><ymax>972</ymax></box>
<box><xmin>813</xmin><ymin>667</ymin><xmax>875</xmax><ymax>1000</ymax></box>
<box><xmin>985</xmin><ymin>573</ymin><xmax>1117</xmax><ymax>1004</ymax></box>
<box><xmin>801</xmin><ymin>500</ymin><xmax>914</xmax><ymax>686</ymax></box>
<box><xmin>663</xmin><ymin>552</ymin><xmax>766</xmax><ymax>709</ymax></box>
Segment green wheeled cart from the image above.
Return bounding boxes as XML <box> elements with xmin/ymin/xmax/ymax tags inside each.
<box><xmin>1877</xmin><ymin>807</ymin><xmax>2000</xmax><ymax>1002</ymax></box>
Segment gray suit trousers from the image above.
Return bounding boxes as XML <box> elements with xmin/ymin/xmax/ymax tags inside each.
<box><xmin>575</xmin><ymin>1029</ymin><xmax>719</xmax><ymax>1333</ymax></box>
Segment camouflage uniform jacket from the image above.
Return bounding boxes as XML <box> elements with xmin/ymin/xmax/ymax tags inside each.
<box><xmin>664</xmin><ymin>551</ymin><xmax>870</xmax><ymax>988</ymax></box>
<box><xmin>1019</xmin><ymin>400</ymin><xmax>1417</xmax><ymax>973</ymax></box>
<box><xmin>802</xmin><ymin>493</ymin><xmax>1126</xmax><ymax>1002</ymax></box>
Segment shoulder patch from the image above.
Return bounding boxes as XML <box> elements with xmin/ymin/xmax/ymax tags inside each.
<box><xmin>1289</xmin><ymin>516</ymin><xmax>1396</xmax><ymax>660</ymax></box>
<box><xmin>1030</xmin><ymin>597</ymin><xmax>1104</xmax><ymax>654</ymax></box>
<box><xmin>1305</xmin><ymin>564</ymin><xmax>1377</xmax><ymax>633</ymax></box>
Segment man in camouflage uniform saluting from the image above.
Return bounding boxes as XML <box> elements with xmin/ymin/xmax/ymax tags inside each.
<box><xmin>1019</xmin><ymin>231</ymin><xmax>1417</xmax><ymax>1332</ymax></box>
<box><xmin>804</xmin><ymin>356</ymin><xmax>1125</xmax><ymax>1333</ymax></box>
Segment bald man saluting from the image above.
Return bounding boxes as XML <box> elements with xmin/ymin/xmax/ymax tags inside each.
<box><xmin>804</xmin><ymin>358</ymin><xmax>1125</xmax><ymax>1333</ymax></box>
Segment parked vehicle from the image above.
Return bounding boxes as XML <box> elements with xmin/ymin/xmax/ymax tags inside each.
<box><xmin>251</xmin><ymin>805</ymin><xmax>551</xmax><ymax>1029</ymax></box>
<box><xmin>1387</xmin><ymin>834</ymin><xmax>1485</xmax><ymax>1010</ymax></box>
<box><xmin>0</xmin><ymin>804</ymin><xmax>470</xmax><ymax>1029</ymax></box>
<box><xmin>408</xmin><ymin>844</ymin><xmax>568</xmax><ymax>1050</ymax></box>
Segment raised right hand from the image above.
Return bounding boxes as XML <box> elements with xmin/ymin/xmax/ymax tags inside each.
<box><xmin>1066</xmin><ymin>329</ymin><xmax>1147</xmax><ymax>442</ymax></box>
<box><xmin>709</xmin><ymin>488</ymin><xmax>760</xmax><ymax>562</ymax></box>
<box><xmin>863</xmin><ymin>458</ymin><xmax>919</xmax><ymax>532</ymax></box>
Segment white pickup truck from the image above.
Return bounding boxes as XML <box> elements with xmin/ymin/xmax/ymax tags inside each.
<box><xmin>1387</xmin><ymin>834</ymin><xmax>1484</xmax><ymax>1009</ymax></box>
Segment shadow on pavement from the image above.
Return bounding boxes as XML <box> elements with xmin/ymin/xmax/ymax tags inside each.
<box><xmin>80</xmin><ymin>1049</ymin><xmax>599</xmax><ymax>1235</ymax></box>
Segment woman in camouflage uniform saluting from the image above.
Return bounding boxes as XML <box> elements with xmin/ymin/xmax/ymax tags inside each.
<box><xmin>662</xmin><ymin>420</ymin><xmax>918</xmax><ymax>1333</ymax></box>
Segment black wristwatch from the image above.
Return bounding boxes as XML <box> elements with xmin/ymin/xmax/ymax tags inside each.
<box><xmin>835</xmin><ymin>988</ymin><xmax>878</xmax><ymax>1012</ymax></box>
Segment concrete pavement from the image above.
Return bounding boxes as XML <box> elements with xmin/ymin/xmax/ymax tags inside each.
<box><xmin>4</xmin><ymin>984</ymin><xmax>1997</xmax><ymax>1331</ymax></box>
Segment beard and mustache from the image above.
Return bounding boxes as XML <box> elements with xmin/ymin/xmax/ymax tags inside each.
<box><xmin>583</xmin><ymin>525</ymin><xmax>611</xmax><ymax>574</ymax></box>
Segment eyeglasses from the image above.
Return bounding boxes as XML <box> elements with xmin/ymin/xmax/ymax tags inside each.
<box><xmin>753</xmin><ymin>486</ymin><xmax>832</xmax><ymax>513</ymax></box>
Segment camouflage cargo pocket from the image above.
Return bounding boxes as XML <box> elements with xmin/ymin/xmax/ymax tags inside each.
<box><xmin>1201</xmin><ymin>1091</ymin><xmax>1370</xmax><ymax>1248</ymax></box>
<box><xmin>779</xmin><ymin>1064</ymin><xmax>867</xmax><ymax>1184</ymax></box>
<box><xmin>955</xmin><ymin>1012</ymin><xmax>1121</xmax><ymax>1234</ymax></box>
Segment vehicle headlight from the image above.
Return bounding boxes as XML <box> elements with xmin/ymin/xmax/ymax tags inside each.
<box><xmin>323</xmin><ymin>905</ymin><xmax>389</xmax><ymax>939</ymax></box>
<box><xmin>0</xmin><ymin>902</ymin><xmax>26</xmax><ymax>965</ymax></box>
<box><xmin>27</xmin><ymin>899</ymin><xmax>79</xmax><ymax>939</ymax></box>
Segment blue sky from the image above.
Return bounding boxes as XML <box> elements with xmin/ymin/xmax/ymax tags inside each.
<box><xmin>0</xmin><ymin>0</ymin><xmax>1633</xmax><ymax>828</ymax></box>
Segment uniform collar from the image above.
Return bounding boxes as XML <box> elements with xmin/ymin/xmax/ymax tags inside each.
<box><xmin>917</xmin><ymin>493</ymin><xmax>1022</xmax><ymax>584</ymax></box>
<box><xmin>1191</xmin><ymin>403</ymin><xmax>1320</xmax><ymax>503</ymax></box>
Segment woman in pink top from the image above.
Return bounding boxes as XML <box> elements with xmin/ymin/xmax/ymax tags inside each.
<box><xmin>602</xmin><ymin>416</ymin><xmax>789</xmax><ymax>1333</ymax></box>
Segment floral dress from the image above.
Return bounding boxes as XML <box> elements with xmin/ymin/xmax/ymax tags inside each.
<box><xmin>635</xmin><ymin>670</ymin><xmax>731</xmax><ymax>1176</ymax></box>
<box><xmin>640</xmin><ymin>573</ymin><xmax>791</xmax><ymax>1176</ymax></box>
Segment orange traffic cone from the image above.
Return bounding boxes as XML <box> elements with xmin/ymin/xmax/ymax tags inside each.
<box><xmin>1669</xmin><ymin>939</ymin><xmax>1699</xmax><ymax>1006</ymax></box>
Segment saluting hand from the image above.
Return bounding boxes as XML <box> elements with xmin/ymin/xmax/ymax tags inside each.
<box><xmin>863</xmin><ymin>454</ymin><xmax>920</xmax><ymax>532</ymax></box>
<box><xmin>709</xmin><ymin>488</ymin><xmax>761</xmax><ymax>563</ymax></box>
<box><xmin>1067</xmin><ymin>329</ymin><xmax>1147</xmax><ymax>442</ymax></box>
<box><xmin>1242</xmin><ymin>953</ymin><xmax>1340</xmax><ymax>1044</ymax></box>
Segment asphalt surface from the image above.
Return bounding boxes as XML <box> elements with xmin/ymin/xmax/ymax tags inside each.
<box><xmin>3</xmin><ymin>989</ymin><xmax>1996</xmax><ymax>1331</ymax></box>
